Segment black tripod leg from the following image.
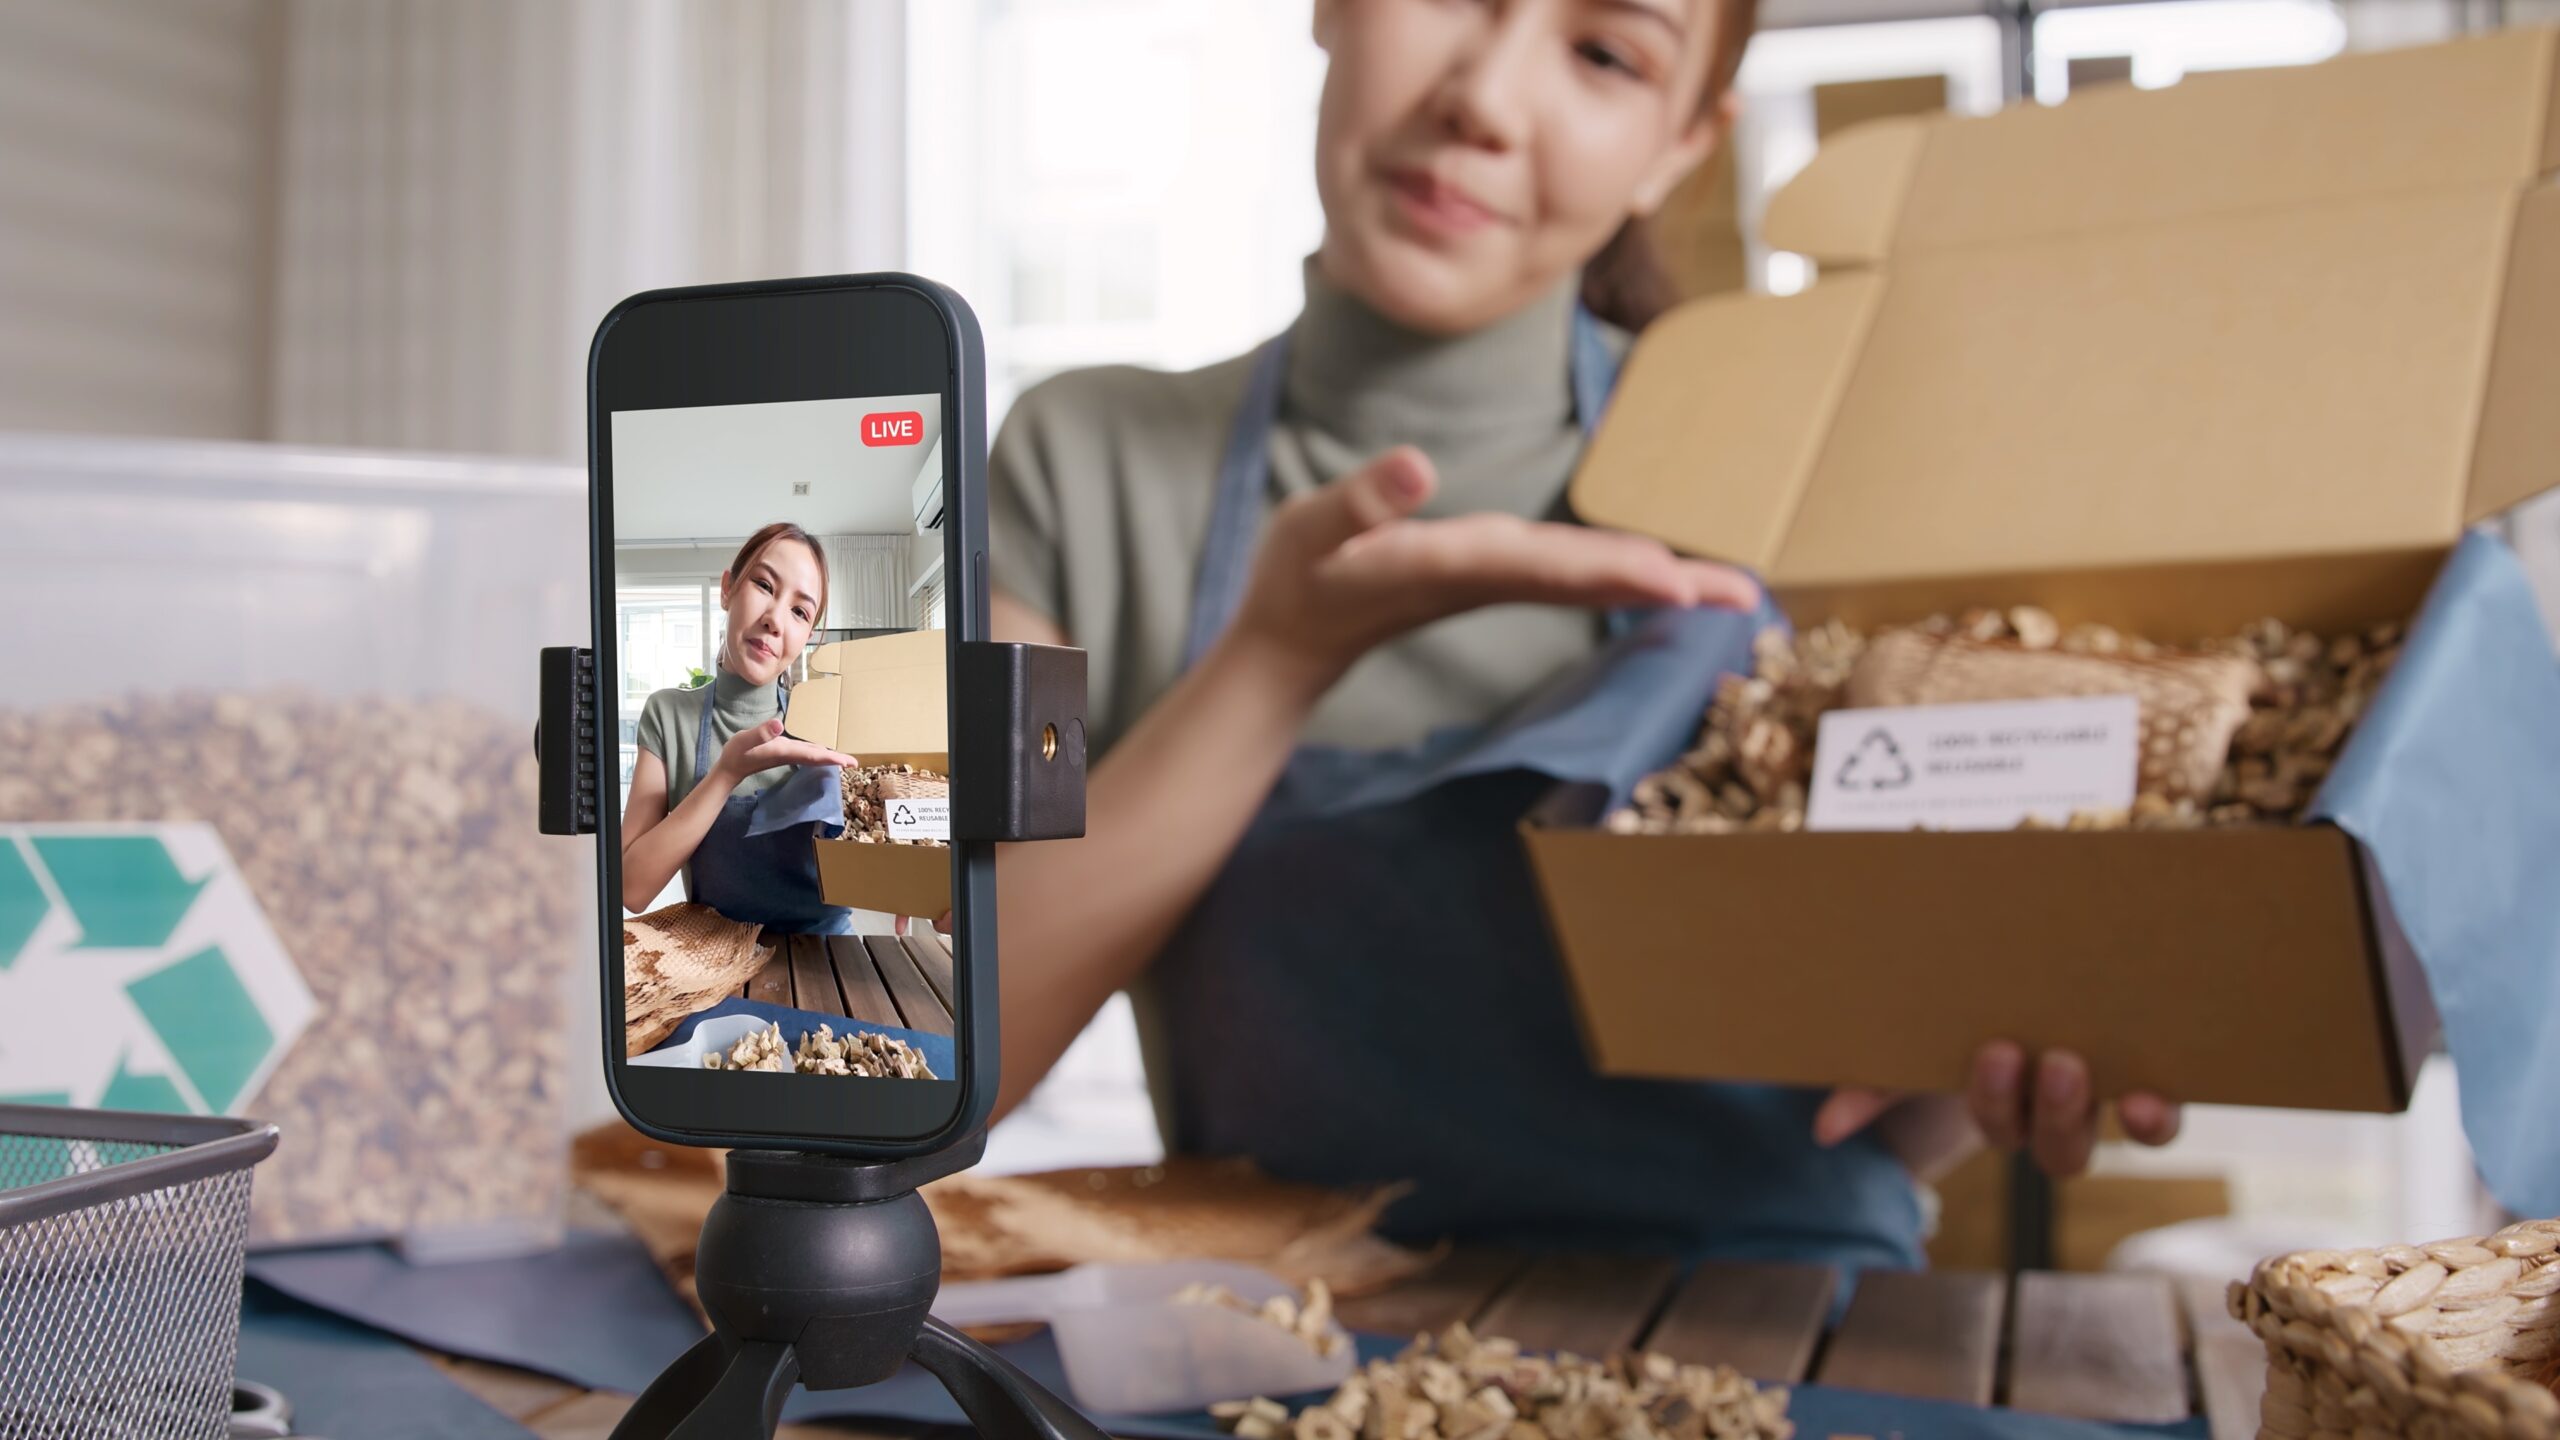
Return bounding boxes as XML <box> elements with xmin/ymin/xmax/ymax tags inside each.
<box><xmin>610</xmin><ymin>1334</ymin><xmax>729</xmax><ymax>1440</ymax></box>
<box><xmin>610</xmin><ymin>1334</ymin><xmax>802</xmax><ymax>1440</ymax></box>
<box><xmin>910</xmin><ymin>1317</ymin><xmax>1112</xmax><ymax>1440</ymax></box>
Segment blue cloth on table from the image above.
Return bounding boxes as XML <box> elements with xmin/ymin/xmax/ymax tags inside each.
<box><xmin>237</xmin><ymin>1281</ymin><xmax>536</xmax><ymax>1439</ymax></box>
<box><xmin>653</xmin><ymin>995</ymin><xmax>957</xmax><ymax>1079</ymax></box>
<box><xmin>2305</xmin><ymin>530</ymin><xmax>2560</xmax><ymax>1219</ymax></box>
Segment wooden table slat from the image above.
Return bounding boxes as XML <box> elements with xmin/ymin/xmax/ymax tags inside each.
<box><xmin>903</xmin><ymin>932</ymin><xmax>955</xmax><ymax>1012</ymax></box>
<box><xmin>747</xmin><ymin>943</ymin><xmax>791</xmax><ymax>1007</ymax></box>
<box><xmin>2182</xmin><ymin>1274</ymin><xmax>2267</xmax><ymax>1440</ymax></box>
<box><xmin>789</xmin><ymin>934</ymin><xmax>848</xmax><ymax>1017</ymax></box>
<box><xmin>1332</xmin><ymin>1247</ymin><xmax>1530</xmax><ymax>1341</ymax></box>
<box><xmin>865</xmin><ymin>935</ymin><xmax>952</xmax><ymax>1035</ymax></box>
<box><xmin>2007</xmin><ymin>1271</ymin><xmax>2190</xmax><ymax>1423</ymax></box>
<box><xmin>432</xmin><ymin>1355</ymin><xmax>581</xmax><ymax>1421</ymax></box>
<box><xmin>1815</xmin><ymin>1269</ymin><xmax>2006</xmax><ymax>1407</ymax></box>
<box><xmin>1643</xmin><ymin>1261</ymin><xmax>1837</xmax><ymax>1382</ymax></box>
<box><xmin>1474</xmin><ymin>1252</ymin><xmax>1681</xmax><ymax>1360</ymax></box>
<box><xmin>827</xmin><ymin>934</ymin><xmax>900</xmax><ymax>1026</ymax></box>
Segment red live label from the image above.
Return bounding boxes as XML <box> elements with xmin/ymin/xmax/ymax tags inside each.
<box><xmin>862</xmin><ymin>411</ymin><xmax>924</xmax><ymax>446</ymax></box>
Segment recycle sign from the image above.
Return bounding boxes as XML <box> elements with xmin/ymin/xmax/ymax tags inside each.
<box><xmin>0</xmin><ymin>824</ymin><xmax>313</xmax><ymax>1116</ymax></box>
<box><xmin>1835</xmin><ymin>727</ymin><xmax>1916</xmax><ymax>791</ymax></box>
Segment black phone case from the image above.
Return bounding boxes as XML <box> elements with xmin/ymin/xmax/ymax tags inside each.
<box><xmin>583</xmin><ymin>272</ymin><xmax>1002</xmax><ymax>1160</ymax></box>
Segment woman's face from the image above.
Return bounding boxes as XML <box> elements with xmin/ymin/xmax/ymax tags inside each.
<box><xmin>720</xmin><ymin>539</ymin><xmax>825</xmax><ymax>686</ymax></box>
<box><xmin>1311</xmin><ymin>0</ymin><xmax>1727</xmax><ymax>334</ymax></box>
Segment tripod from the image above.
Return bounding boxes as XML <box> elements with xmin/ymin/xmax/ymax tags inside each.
<box><xmin>608</xmin><ymin>1137</ymin><xmax>1112</xmax><ymax>1440</ymax></box>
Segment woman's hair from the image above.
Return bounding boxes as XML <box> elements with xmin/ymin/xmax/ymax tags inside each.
<box><xmin>1579</xmin><ymin>0</ymin><xmax>1760</xmax><ymax>334</ymax></box>
<box><xmin>725</xmin><ymin>521</ymin><xmax>831</xmax><ymax>629</ymax></box>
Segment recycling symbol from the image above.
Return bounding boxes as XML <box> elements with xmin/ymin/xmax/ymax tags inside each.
<box><xmin>0</xmin><ymin>825</ymin><xmax>313</xmax><ymax>1117</ymax></box>
<box><xmin>1835</xmin><ymin>727</ymin><xmax>1915</xmax><ymax>790</ymax></box>
<box><xmin>891</xmin><ymin>803</ymin><xmax>917</xmax><ymax>826</ymax></box>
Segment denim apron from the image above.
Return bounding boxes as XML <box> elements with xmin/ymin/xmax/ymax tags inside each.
<box><xmin>688</xmin><ymin>679</ymin><xmax>856</xmax><ymax>936</ymax></box>
<box><xmin>1147</xmin><ymin>311</ymin><xmax>1925</xmax><ymax>1267</ymax></box>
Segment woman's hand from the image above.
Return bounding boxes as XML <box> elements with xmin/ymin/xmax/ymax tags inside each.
<box><xmin>1811</xmin><ymin>1042</ymin><xmax>2184</xmax><ymax>1179</ymax></box>
<box><xmin>1223</xmin><ymin>446</ymin><xmax>1762</xmax><ymax>698</ymax></box>
<box><xmin>711</xmin><ymin>716</ymin><xmax>858</xmax><ymax>790</ymax></box>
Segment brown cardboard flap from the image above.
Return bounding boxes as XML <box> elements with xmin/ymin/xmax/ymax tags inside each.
<box><xmin>1890</xmin><ymin>29</ymin><xmax>2558</xmax><ymax>255</ymax></box>
<box><xmin>1777</xmin><ymin>189</ymin><xmax>2513</xmax><ymax>584</ymax></box>
<box><xmin>1521</xmin><ymin>815</ymin><xmax>2407</xmax><ymax>1112</ymax></box>
<box><xmin>2471</xmin><ymin>183</ymin><xmax>2560</xmax><ymax>522</ymax></box>
<box><xmin>1570</xmin><ymin>274</ymin><xmax>1883</xmax><ymax>571</ymax></box>
<box><xmin>788</xmin><ymin>630</ymin><xmax>948</xmax><ymax>757</ymax></box>
<box><xmin>1761</xmin><ymin>120</ymin><xmax>1925</xmax><ymax>266</ymax></box>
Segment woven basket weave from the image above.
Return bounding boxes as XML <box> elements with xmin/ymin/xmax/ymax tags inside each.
<box><xmin>2231</xmin><ymin>1220</ymin><xmax>2560</xmax><ymax>1440</ymax></box>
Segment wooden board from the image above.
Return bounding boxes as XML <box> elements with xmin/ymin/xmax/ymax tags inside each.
<box><xmin>1645</xmin><ymin>1261</ymin><xmax>1837</xmax><ymax>1382</ymax></box>
<box><xmin>1815</xmin><ymin>1269</ymin><xmax>2006</xmax><ymax>1406</ymax></box>
<box><xmin>2183</xmin><ymin>1274</ymin><xmax>2268</xmax><ymax>1440</ymax></box>
<box><xmin>1474</xmin><ymin>1252</ymin><xmax>1680</xmax><ymax>1359</ymax></box>
<box><xmin>789</xmin><ymin>934</ymin><xmax>846</xmax><ymax>1016</ymax></box>
<box><xmin>433</xmin><ymin>1355</ymin><xmax>578</xmax><ymax>1420</ymax></box>
<box><xmin>866</xmin><ymin>935</ymin><xmax>952</xmax><ymax>1035</ymax></box>
<box><xmin>903</xmin><ymin>931</ymin><xmax>955</xmax><ymax>1012</ymax></box>
<box><xmin>2007</xmin><ymin>1271</ymin><xmax>2189</xmax><ymax>1422</ymax></box>
<box><xmin>746</xmin><ymin>944</ymin><xmax>792</xmax><ymax>1007</ymax></box>
<box><xmin>826</xmin><ymin>934</ymin><xmax>898</xmax><ymax>1027</ymax></box>
<box><xmin>1332</xmin><ymin>1247</ymin><xmax>1527</xmax><ymax>1340</ymax></box>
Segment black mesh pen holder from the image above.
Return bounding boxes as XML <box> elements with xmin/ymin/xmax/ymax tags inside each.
<box><xmin>0</xmin><ymin>1104</ymin><xmax>279</xmax><ymax>1440</ymax></box>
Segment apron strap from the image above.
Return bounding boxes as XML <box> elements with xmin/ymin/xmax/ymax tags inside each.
<box><xmin>1182</xmin><ymin>306</ymin><xmax>1624</xmax><ymax>672</ymax></box>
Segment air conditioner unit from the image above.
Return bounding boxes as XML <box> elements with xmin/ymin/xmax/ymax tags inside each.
<box><xmin>911</xmin><ymin>445</ymin><xmax>945</xmax><ymax>533</ymax></box>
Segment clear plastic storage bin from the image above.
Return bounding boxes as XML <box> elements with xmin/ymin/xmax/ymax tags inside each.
<box><xmin>0</xmin><ymin>433</ymin><xmax>590</xmax><ymax>1260</ymax></box>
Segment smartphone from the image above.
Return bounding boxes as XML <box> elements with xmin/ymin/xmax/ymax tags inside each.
<box><xmin>588</xmin><ymin>275</ymin><xmax>992</xmax><ymax>1154</ymax></box>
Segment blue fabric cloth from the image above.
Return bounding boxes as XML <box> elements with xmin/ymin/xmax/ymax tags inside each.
<box><xmin>655</xmin><ymin>995</ymin><xmax>958</xmax><ymax>1081</ymax></box>
<box><xmin>2305</xmin><ymin>529</ymin><xmax>2560</xmax><ymax>1218</ymax></box>
<box><xmin>237</xmin><ymin>1281</ymin><xmax>538</xmax><ymax>1439</ymax></box>
<box><xmin>1151</xmin><ymin>309</ymin><xmax>1922</xmax><ymax>1267</ymax></box>
<box><xmin>687</xmin><ymin>677</ymin><xmax>854</xmax><ymax>934</ymax></box>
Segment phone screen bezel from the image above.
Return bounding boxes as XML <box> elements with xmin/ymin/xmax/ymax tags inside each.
<box><xmin>588</xmin><ymin>275</ymin><xmax>990</xmax><ymax>1154</ymax></box>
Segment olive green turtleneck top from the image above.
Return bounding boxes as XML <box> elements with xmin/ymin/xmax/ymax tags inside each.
<box><xmin>990</xmin><ymin>258</ymin><xmax>1619</xmax><ymax>758</ymax></box>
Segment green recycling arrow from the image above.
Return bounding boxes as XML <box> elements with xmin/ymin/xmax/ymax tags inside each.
<box><xmin>125</xmin><ymin>944</ymin><xmax>270</xmax><ymax>1113</ymax></box>
<box><xmin>31</xmin><ymin>835</ymin><xmax>207</xmax><ymax>950</ymax></box>
<box><xmin>99</xmin><ymin>1050</ymin><xmax>190</xmax><ymax>1115</ymax></box>
<box><xmin>0</xmin><ymin>841</ymin><xmax>43</xmax><ymax>970</ymax></box>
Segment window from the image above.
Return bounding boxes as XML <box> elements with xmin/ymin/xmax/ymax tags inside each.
<box><xmin>616</xmin><ymin>581</ymin><xmax>717</xmax><ymax>794</ymax></box>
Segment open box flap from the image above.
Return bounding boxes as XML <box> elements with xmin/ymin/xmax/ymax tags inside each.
<box><xmin>1573</xmin><ymin>28</ymin><xmax>2560</xmax><ymax>631</ymax></box>
<box><xmin>787</xmin><ymin>630</ymin><xmax>949</xmax><ymax>759</ymax></box>
<box><xmin>2307</xmin><ymin>529</ymin><xmax>2560</xmax><ymax>1217</ymax></box>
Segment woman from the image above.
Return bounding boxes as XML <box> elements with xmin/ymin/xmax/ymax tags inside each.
<box><xmin>988</xmin><ymin>0</ymin><xmax>2180</xmax><ymax>1263</ymax></box>
<box><xmin>622</xmin><ymin>522</ymin><xmax>861</xmax><ymax>932</ymax></box>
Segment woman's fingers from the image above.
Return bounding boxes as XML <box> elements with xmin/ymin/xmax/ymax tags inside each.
<box><xmin>1339</xmin><ymin>514</ymin><xmax>1758</xmax><ymax>612</ymax></box>
<box><xmin>1812</xmin><ymin>1087</ymin><xmax>1902</xmax><ymax>1147</ymax></box>
<box><xmin>1967</xmin><ymin>1040</ymin><xmax>2029</xmax><ymax>1150</ymax></box>
<box><xmin>2029</xmin><ymin>1050</ymin><xmax>2098</xmax><ymax>1178</ymax></box>
<box><xmin>1278</xmin><ymin>446</ymin><xmax>1437</xmax><ymax>559</ymax></box>
<box><xmin>2119</xmin><ymin>1091</ymin><xmax>2183</xmax><ymax>1147</ymax></box>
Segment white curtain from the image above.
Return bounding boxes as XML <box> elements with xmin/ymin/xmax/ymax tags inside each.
<box><xmin>821</xmin><ymin>533</ymin><xmax>912</xmax><ymax>631</ymax></box>
<box><xmin>268</xmin><ymin>0</ymin><xmax>908</xmax><ymax>459</ymax></box>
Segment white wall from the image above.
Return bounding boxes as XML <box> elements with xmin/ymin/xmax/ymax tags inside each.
<box><xmin>0</xmin><ymin>0</ymin><xmax>281</xmax><ymax>439</ymax></box>
<box><xmin>609</xmin><ymin>394</ymin><xmax>939</xmax><ymax>540</ymax></box>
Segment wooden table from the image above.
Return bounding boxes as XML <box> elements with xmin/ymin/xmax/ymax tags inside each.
<box><xmin>437</xmin><ymin>1245</ymin><xmax>2267</xmax><ymax>1440</ymax></box>
<box><xmin>742</xmin><ymin>929</ymin><xmax>956</xmax><ymax>1039</ymax></box>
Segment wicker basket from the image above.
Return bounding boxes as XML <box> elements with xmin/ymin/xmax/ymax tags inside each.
<box><xmin>2231</xmin><ymin>1219</ymin><xmax>2560</xmax><ymax>1440</ymax></box>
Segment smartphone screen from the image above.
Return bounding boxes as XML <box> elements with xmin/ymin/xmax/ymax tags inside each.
<box><xmin>593</xmin><ymin>282</ymin><xmax>976</xmax><ymax>1145</ymax></box>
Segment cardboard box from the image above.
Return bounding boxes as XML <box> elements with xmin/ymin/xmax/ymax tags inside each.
<box><xmin>1525</xmin><ymin>31</ymin><xmax>2560</xmax><ymax>1113</ymax></box>
<box><xmin>785</xmin><ymin>629</ymin><xmax>952</xmax><ymax>919</ymax></box>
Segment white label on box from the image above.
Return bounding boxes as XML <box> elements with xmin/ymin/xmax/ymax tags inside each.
<box><xmin>886</xmin><ymin>797</ymin><xmax>951</xmax><ymax>842</ymax></box>
<box><xmin>1806</xmin><ymin>694</ymin><xmax>2141</xmax><ymax>832</ymax></box>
